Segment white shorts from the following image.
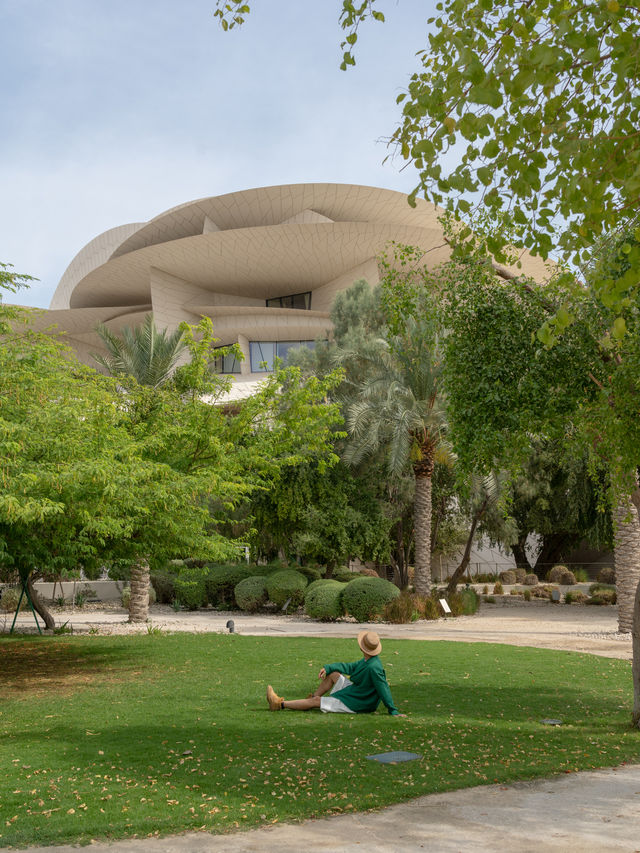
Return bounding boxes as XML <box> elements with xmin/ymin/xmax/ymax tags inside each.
<box><xmin>320</xmin><ymin>674</ymin><xmax>355</xmax><ymax>714</ymax></box>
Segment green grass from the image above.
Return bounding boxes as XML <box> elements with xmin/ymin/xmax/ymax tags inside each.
<box><xmin>1</xmin><ymin>633</ymin><xmax>639</xmax><ymax>847</ymax></box>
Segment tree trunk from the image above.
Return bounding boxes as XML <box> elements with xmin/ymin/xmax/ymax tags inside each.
<box><xmin>614</xmin><ymin>497</ymin><xmax>640</xmax><ymax>634</ymax></box>
<box><xmin>632</xmin><ymin>578</ymin><xmax>640</xmax><ymax>728</ymax></box>
<box><xmin>511</xmin><ymin>539</ymin><xmax>531</xmax><ymax>570</ymax></box>
<box><xmin>533</xmin><ymin>531</ymin><xmax>574</xmax><ymax>578</ymax></box>
<box><xmin>26</xmin><ymin>574</ymin><xmax>56</xmax><ymax>630</ymax></box>
<box><xmin>446</xmin><ymin>496</ymin><xmax>489</xmax><ymax>596</ymax></box>
<box><xmin>413</xmin><ymin>473</ymin><xmax>433</xmax><ymax>595</ymax></box>
<box><xmin>391</xmin><ymin>519</ymin><xmax>408</xmax><ymax>589</ymax></box>
<box><xmin>128</xmin><ymin>560</ymin><xmax>150</xmax><ymax>623</ymax></box>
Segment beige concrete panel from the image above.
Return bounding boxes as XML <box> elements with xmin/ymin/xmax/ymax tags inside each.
<box><xmin>24</xmin><ymin>304</ymin><xmax>151</xmax><ymax>335</ymax></box>
<box><xmin>280</xmin><ymin>208</ymin><xmax>334</xmax><ymax>225</ymax></box>
<box><xmin>203</xmin><ymin>215</ymin><xmax>220</xmax><ymax>233</ymax></box>
<box><xmin>205</xmin><ymin>312</ymin><xmax>330</xmax><ymax>342</ymax></box>
<box><xmin>183</xmin><ymin>293</ymin><xmax>264</xmax><ymax>310</ymax></box>
<box><xmin>149</xmin><ymin>268</ymin><xmax>207</xmax><ymax>332</ymax></box>
<box><xmin>50</xmin><ymin>222</ymin><xmax>144</xmax><ymax>309</ymax></box>
<box><xmin>312</xmin><ymin>257</ymin><xmax>381</xmax><ymax>312</ymax></box>
<box><xmin>69</xmin><ymin>223</ymin><xmax>449</xmax><ymax>309</ymax></box>
<box><xmin>236</xmin><ymin>333</ymin><xmax>251</xmax><ymax>376</ymax></box>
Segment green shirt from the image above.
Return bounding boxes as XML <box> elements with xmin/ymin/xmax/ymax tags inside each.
<box><xmin>324</xmin><ymin>656</ymin><xmax>400</xmax><ymax>715</ymax></box>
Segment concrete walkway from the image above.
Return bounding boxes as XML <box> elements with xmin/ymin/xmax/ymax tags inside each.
<box><xmin>7</xmin><ymin>603</ymin><xmax>639</xmax><ymax>851</ymax></box>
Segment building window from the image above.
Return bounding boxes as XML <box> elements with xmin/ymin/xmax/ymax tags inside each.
<box><xmin>212</xmin><ymin>348</ymin><xmax>241</xmax><ymax>374</ymax></box>
<box><xmin>266</xmin><ymin>291</ymin><xmax>311</xmax><ymax>310</ymax></box>
<box><xmin>250</xmin><ymin>340</ymin><xmax>316</xmax><ymax>372</ymax></box>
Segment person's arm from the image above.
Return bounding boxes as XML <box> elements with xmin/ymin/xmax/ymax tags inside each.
<box><xmin>372</xmin><ymin>666</ymin><xmax>404</xmax><ymax>716</ymax></box>
<box><xmin>322</xmin><ymin>660</ymin><xmax>358</xmax><ymax>677</ymax></box>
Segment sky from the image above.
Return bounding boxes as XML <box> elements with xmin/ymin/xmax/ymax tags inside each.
<box><xmin>1</xmin><ymin>0</ymin><xmax>436</xmax><ymax>308</ymax></box>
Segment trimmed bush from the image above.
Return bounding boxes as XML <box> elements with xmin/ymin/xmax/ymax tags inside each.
<box><xmin>304</xmin><ymin>580</ymin><xmax>346</xmax><ymax>621</ymax></box>
<box><xmin>530</xmin><ymin>584</ymin><xmax>554</xmax><ymax>599</ymax></box>
<box><xmin>341</xmin><ymin>576</ymin><xmax>400</xmax><ymax>622</ymax></box>
<box><xmin>499</xmin><ymin>570</ymin><xmax>516</xmax><ymax>584</ymax></box>
<box><xmin>587</xmin><ymin>589</ymin><xmax>617</xmax><ymax>605</ymax></box>
<box><xmin>589</xmin><ymin>582</ymin><xmax>616</xmax><ymax>595</ymax></box>
<box><xmin>121</xmin><ymin>585</ymin><xmax>157</xmax><ymax>610</ymax></box>
<box><xmin>597</xmin><ymin>566</ymin><xmax>616</xmax><ymax>584</ymax></box>
<box><xmin>174</xmin><ymin>568</ymin><xmax>208</xmax><ymax>611</ymax></box>
<box><xmin>546</xmin><ymin>565</ymin><xmax>567</xmax><ymax>583</ymax></box>
<box><xmin>513</xmin><ymin>568</ymin><xmax>527</xmax><ymax>583</ymax></box>
<box><xmin>150</xmin><ymin>572</ymin><xmax>176</xmax><ymax>604</ymax></box>
<box><xmin>332</xmin><ymin>567</ymin><xmax>357</xmax><ymax>583</ymax></box>
<box><xmin>296</xmin><ymin>565</ymin><xmax>323</xmax><ymax>582</ymax></box>
<box><xmin>234</xmin><ymin>576</ymin><xmax>269</xmax><ymax>612</ymax></box>
<box><xmin>265</xmin><ymin>570</ymin><xmax>308</xmax><ymax>609</ymax></box>
<box><xmin>565</xmin><ymin>591</ymin><xmax>589</xmax><ymax>604</ymax></box>
<box><xmin>523</xmin><ymin>573</ymin><xmax>539</xmax><ymax>585</ymax></box>
<box><xmin>205</xmin><ymin>564</ymin><xmax>254</xmax><ymax>607</ymax></box>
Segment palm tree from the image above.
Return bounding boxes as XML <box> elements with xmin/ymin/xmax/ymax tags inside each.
<box><xmin>341</xmin><ymin>315</ymin><xmax>446</xmax><ymax>594</ymax></box>
<box><xmin>614</xmin><ymin>495</ymin><xmax>640</xmax><ymax>634</ymax></box>
<box><xmin>92</xmin><ymin>315</ymin><xmax>187</xmax><ymax>622</ymax></box>
<box><xmin>93</xmin><ymin>315</ymin><xmax>186</xmax><ymax>389</ymax></box>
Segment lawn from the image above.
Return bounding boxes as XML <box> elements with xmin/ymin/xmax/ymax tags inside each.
<box><xmin>1</xmin><ymin>632</ymin><xmax>639</xmax><ymax>847</ymax></box>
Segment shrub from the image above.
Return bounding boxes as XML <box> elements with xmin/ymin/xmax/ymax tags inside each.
<box><xmin>499</xmin><ymin>570</ymin><xmax>516</xmax><ymax>584</ymax></box>
<box><xmin>265</xmin><ymin>570</ymin><xmax>308</xmax><ymax>609</ymax></box>
<box><xmin>573</xmin><ymin>568</ymin><xmax>590</xmax><ymax>583</ymax></box>
<box><xmin>304</xmin><ymin>580</ymin><xmax>346</xmax><ymax>621</ymax></box>
<box><xmin>589</xmin><ymin>582</ymin><xmax>616</xmax><ymax>595</ymax></box>
<box><xmin>530</xmin><ymin>584</ymin><xmax>554</xmax><ymax>599</ymax></box>
<box><xmin>484</xmin><ymin>595</ymin><xmax>496</xmax><ymax>603</ymax></box>
<box><xmin>174</xmin><ymin>568</ymin><xmax>208</xmax><ymax>611</ymax></box>
<box><xmin>597</xmin><ymin>566</ymin><xmax>616</xmax><ymax>584</ymax></box>
<box><xmin>205</xmin><ymin>564</ymin><xmax>253</xmax><ymax>607</ymax></box>
<box><xmin>423</xmin><ymin>596</ymin><xmax>441</xmax><ymax>620</ymax></box>
<box><xmin>151</xmin><ymin>572</ymin><xmax>176</xmax><ymax>604</ymax></box>
<box><xmin>510</xmin><ymin>588</ymin><xmax>524</xmax><ymax>596</ymax></box>
<box><xmin>304</xmin><ymin>578</ymin><xmax>342</xmax><ymax>596</ymax></box>
<box><xmin>482</xmin><ymin>584</ymin><xmax>489</xmax><ymax>595</ymax></box>
<box><xmin>341</xmin><ymin>576</ymin><xmax>400</xmax><ymax>622</ymax></box>
<box><xmin>587</xmin><ymin>589</ymin><xmax>617</xmax><ymax>605</ymax></box>
<box><xmin>513</xmin><ymin>568</ymin><xmax>527</xmax><ymax>583</ymax></box>
<box><xmin>0</xmin><ymin>586</ymin><xmax>28</xmax><ymax>613</ymax></box>
<box><xmin>493</xmin><ymin>581</ymin><xmax>504</xmax><ymax>595</ymax></box>
<box><xmin>523</xmin><ymin>589</ymin><xmax>531</xmax><ymax>601</ymax></box>
<box><xmin>448</xmin><ymin>587</ymin><xmax>479</xmax><ymax>616</ymax></box>
<box><xmin>382</xmin><ymin>592</ymin><xmax>427</xmax><ymax>624</ymax></box>
<box><xmin>565</xmin><ymin>591</ymin><xmax>589</xmax><ymax>604</ymax></box>
<box><xmin>546</xmin><ymin>565</ymin><xmax>568</xmax><ymax>583</ymax></box>
<box><xmin>475</xmin><ymin>572</ymin><xmax>498</xmax><ymax>583</ymax></box>
<box><xmin>122</xmin><ymin>585</ymin><xmax>157</xmax><ymax>609</ymax></box>
<box><xmin>234</xmin><ymin>576</ymin><xmax>269</xmax><ymax>612</ymax></box>
<box><xmin>332</xmin><ymin>567</ymin><xmax>357</xmax><ymax>583</ymax></box>
<box><xmin>523</xmin><ymin>573</ymin><xmax>539</xmax><ymax>586</ymax></box>
<box><xmin>296</xmin><ymin>565</ymin><xmax>323</xmax><ymax>582</ymax></box>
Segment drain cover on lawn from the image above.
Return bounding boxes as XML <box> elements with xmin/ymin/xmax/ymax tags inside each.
<box><xmin>366</xmin><ymin>751</ymin><xmax>422</xmax><ymax>764</ymax></box>
<box><xmin>540</xmin><ymin>719</ymin><xmax>563</xmax><ymax>726</ymax></box>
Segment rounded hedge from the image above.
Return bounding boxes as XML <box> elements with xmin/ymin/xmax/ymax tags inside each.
<box><xmin>304</xmin><ymin>580</ymin><xmax>346</xmax><ymax>621</ymax></box>
<box><xmin>205</xmin><ymin>564</ymin><xmax>254</xmax><ymax>606</ymax></box>
<box><xmin>150</xmin><ymin>572</ymin><xmax>176</xmax><ymax>604</ymax></box>
<box><xmin>341</xmin><ymin>576</ymin><xmax>400</xmax><ymax>622</ymax></box>
<box><xmin>174</xmin><ymin>569</ymin><xmax>207</xmax><ymax>610</ymax></box>
<box><xmin>265</xmin><ymin>570</ymin><xmax>308</xmax><ymax>609</ymax></box>
<box><xmin>499</xmin><ymin>570</ymin><xmax>516</xmax><ymax>584</ymax></box>
<box><xmin>234</xmin><ymin>576</ymin><xmax>269</xmax><ymax>612</ymax></box>
<box><xmin>296</xmin><ymin>565</ymin><xmax>323</xmax><ymax>582</ymax></box>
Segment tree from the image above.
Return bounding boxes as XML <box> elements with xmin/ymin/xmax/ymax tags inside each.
<box><xmin>215</xmin><ymin>1</ymin><xmax>640</xmax><ymax>318</ymax></box>
<box><xmin>93</xmin><ymin>314</ymin><xmax>188</xmax><ymax>388</ymax></box>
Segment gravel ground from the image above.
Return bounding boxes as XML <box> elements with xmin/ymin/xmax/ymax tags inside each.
<box><xmin>4</xmin><ymin>599</ymin><xmax>632</xmax><ymax>660</ymax></box>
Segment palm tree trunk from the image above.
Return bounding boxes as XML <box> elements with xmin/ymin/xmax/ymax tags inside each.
<box><xmin>26</xmin><ymin>574</ymin><xmax>56</xmax><ymax>630</ymax></box>
<box><xmin>128</xmin><ymin>559</ymin><xmax>150</xmax><ymax>623</ymax></box>
<box><xmin>413</xmin><ymin>473</ymin><xmax>432</xmax><ymax>595</ymax></box>
<box><xmin>613</xmin><ymin>497</ymin><xmax>640</xmax><ymax>634</ymax></box>
<box><xmin>633</xmin><ymin>578</ymin><xmax>640</xmax><ymax>728</ymax></box>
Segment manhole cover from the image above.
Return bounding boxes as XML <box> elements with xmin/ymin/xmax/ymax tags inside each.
<box><xmin>366</xmin><ymin>751</ymin><xmax>422</xmax><ymax>764</ymax></box>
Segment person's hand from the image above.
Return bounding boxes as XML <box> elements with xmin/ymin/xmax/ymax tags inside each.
<box><xmin>318</xmin><ymin>667</ymin><xmax>327</xmax><ymax>680</ymax></box>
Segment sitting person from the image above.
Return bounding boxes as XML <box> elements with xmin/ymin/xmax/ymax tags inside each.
<box><xmin>267</xmin><ymin>630</ymin><xmax>406</xmax><ymax>716</ymax></box>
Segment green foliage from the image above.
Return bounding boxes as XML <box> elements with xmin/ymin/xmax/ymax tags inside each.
<box><xmin>565</xmin><ymin>591</ymin><xmax>589</xmax><ymax>605</ymax></box>
<box><xmin>448</xmin><ymin>587</ymin><xmax>480</xmax><ymax>616</ymax></box>
<box><xmin>150</xmin><ymin>572</ymin><xmax>177</xmax><ymax>604</ymax></box>
<box><xmin>341</xmin><ymin>575</ymin><xmax>400</xmax><ymax>622</ymax></box>
<box><xmin>205</xmin><ymin>564</ymin><xmax>254</xmax><ymax>606</ymax></box>
<box><xmin>234</xmin><ymin>575</ymin><xmax>269</xmax><ymax>612</ymax></box>
<box><xmin>547</xmin><ymin>566</ymin><xmax>577</xmax><ymax>585</ymax></box>
<box><xmin>493</xmin><ymin>581</ymin><xmax>504</xmax><ymax>595</ymax></box>
<box><xmin>265</xmin><ymin>570</ymin><xmax>309</xmax><ymax>609</ymax></box>
<box><xmin>174</xmin><ymin>568</ymin><xmax>208</xmax><ymax>611</ymax></box>
<box><xmin>303</xmin><ymin>580</ymin><xmax>346</xmax><ymax>621</ymax></box>
<box><xmin>589</xmin><ymin>583</ymin><xmax>617</xmax><ymax>596</ymax></box>
<box><xmin>587</xmin><ymin>589</ymin><xmax>617</xmax><ymax>606</ymax></box>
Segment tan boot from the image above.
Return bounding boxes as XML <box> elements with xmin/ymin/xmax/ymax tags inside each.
<box><xmin>267</xmin><ymin>684</ymin><xmax>283</xmax><ymax>711</ymax></box>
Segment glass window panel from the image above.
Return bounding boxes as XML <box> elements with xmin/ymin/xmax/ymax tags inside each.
<box><xmin>276</xmin><ymin>341</ymin><xmax>300</xmax><ymax>364</ymax></box>
<box><xmin>250</xmin><ymin>341</ymin><xmax>275</xmax><ymax>372</ymax></box>
<box><xmin>265</xmin><ymin>291</ymin><xmax>311</xmax><ymax>310</ymax></box>
<box><xmin>223</xmin><ymin>353</ymin><xmax>241</xmax><ymax>374</ymax></box>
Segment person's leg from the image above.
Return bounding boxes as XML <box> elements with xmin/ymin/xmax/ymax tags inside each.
<box><xmin>310</xmin><ymin>670</ymin><xmax>341</xmax><ymax>698</ymax></box>
<box><xmin>282</xmin><ymin>696</ymin><xmax>321</xmax><ymax>711</ymax></box>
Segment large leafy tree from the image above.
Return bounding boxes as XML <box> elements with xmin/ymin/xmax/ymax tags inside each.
<box><xmin>215</xmin><ymin>0</ymin><xmax>640</xmax><ymax>317</ymax></box>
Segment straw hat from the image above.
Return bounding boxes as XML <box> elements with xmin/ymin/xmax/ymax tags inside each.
<box><xmin>358</xmin><ymin>629</ymin><xmax>382</xmax><ymax>656</ymax></box>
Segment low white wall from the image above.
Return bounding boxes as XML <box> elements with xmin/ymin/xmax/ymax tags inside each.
<box><xmin>33</xmin><ymin>580</ymin><xmax>125</xmax><ymax>603</ymax></box>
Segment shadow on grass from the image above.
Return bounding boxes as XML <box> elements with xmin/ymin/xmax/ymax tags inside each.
<box><xmin>0</xmin><ymin>636</ymin><xmax>142</xmax><ymax>696</ymax></box>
